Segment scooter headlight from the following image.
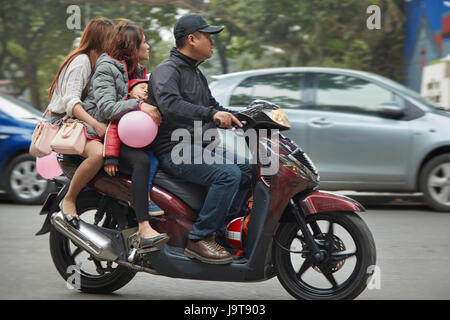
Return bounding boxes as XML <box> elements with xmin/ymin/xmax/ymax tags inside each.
<box><xmin>264</xmin><ymin>109</ymin><xmax>291</xmax><ymax>129</ymax></box>
<box><xmin>280</xmin><ymin>155</ymin><xmax>303</xmax><ymax>175</ymax></box>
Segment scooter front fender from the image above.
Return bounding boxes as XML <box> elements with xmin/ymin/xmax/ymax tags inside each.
<box><xmin>299</xmin><ymin>190</ymin><xmax>365</xmax><ymax>215</ymax></box>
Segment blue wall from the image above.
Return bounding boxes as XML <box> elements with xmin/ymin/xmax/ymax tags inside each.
<box><xmin>405</xmin><ymin>0</ymin><xmax>449</xmax><ymax>91</ymax></box>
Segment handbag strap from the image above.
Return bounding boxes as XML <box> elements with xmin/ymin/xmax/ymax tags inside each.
<box><xmin>32</xmin><ymin>123</ymin><xmax>44</xmax><ymax>143</ymax></box>
<box><xmin>57</xmin><ymin>114</ymin><xmax>70</xmax><ymax>125</ymax></box>
<box><xmin>60</xmin><ymin>120</ymin><xmax>80</xmax><ymax>138</ymax></box>
<box><xmin>39</xmin><ymin>109</ymin><xmax>48</xmax><ymax>120</ymax></box>
<box><xmin>38</xmin><ymin>107</ymin><xmax>69</xmax><ymax>125</ymax></box>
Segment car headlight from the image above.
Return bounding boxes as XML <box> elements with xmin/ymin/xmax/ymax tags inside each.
<box><xmin>264</xmin><ymin>109</ymin><xmax>291</xmax><ymax>129</ymax></box>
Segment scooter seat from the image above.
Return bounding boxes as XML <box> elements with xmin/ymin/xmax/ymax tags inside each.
<box><xmin>152</xmin><ymin>170</ymin><xmax>207</xmax><ymax>212</ymax></box>
<box><xmin>57</xmin><ymin>154</ymin><xmax>207</xmax><ymax>212</ymax></box>
<box><xmin>56</xmin><ymin>154</ymin><xmax>83</xmax><ymax>179</ymax></box>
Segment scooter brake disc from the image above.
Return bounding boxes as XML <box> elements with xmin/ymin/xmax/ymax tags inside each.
<box><xmin>301</xmin><ymin>234</ymin><xmax>346</xmax><ymax>273</ymax></box>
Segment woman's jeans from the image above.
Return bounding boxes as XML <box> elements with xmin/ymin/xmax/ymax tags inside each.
<box><xmin>158</xmin><ymin>144</ymin><xmax>252</xmax><ymax>241</ymax></box>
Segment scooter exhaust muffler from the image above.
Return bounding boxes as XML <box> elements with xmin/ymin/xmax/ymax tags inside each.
<box><xmin>51</xmin><ymin>211</ymin><xmax>124</xmax><ymax>261</ymax></box>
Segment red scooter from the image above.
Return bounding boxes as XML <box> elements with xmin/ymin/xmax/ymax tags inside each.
<box><xmin>36</xmin><ymin>100</ymin><xmax>376</xmax><ymax>300</ymax></box>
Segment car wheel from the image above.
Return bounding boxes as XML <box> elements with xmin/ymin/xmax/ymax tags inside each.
<box><xmin>5</xmin><ymin>153</ymin><xmax>54</xmax><ymax>204</ymax></box>
<box><xmin>420</xmin><ymin>154</ymin><xmax>450</xmax><ymax>212</ymax></box>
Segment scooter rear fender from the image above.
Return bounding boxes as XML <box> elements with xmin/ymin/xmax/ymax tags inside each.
<box><xmin>299</xmin><ymin>190</ymin><xmax>365</xmax><ymax>215</ymax></box>
<box><xmin>35</xmin><ymin>177</ymin><xmax>70</xmax><ymax>236</ymax></box>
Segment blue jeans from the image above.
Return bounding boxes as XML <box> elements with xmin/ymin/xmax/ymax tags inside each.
<box><xmin>158</xmin><ymin>144</ymin><xmax>252</xmax><ymax>241</ymax></box>
<box><xmin>143</xmin><ymin>147</ymin><xmax>158</xmax><ymax>191</ymax></box>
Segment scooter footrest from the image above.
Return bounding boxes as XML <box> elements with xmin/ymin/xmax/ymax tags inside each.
<box><xmin>137</xmin><ymin>246</ymin><xmax>161</xmax><ymax>254</ymax></box>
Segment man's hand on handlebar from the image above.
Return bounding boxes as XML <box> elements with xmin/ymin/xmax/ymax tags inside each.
<box><xmin>213</xmin><ymin>111</ymin><xmax>242</xmax><ymax>129</ymax></box>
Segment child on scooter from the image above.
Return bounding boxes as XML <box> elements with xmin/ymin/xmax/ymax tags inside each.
<box><xmin>103</xmin><ymin>78</ymin><xmax>164</xmax><ymax>216</ymax></box>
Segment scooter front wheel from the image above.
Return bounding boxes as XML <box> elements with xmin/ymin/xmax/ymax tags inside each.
<box><xmin>273</xmin><ymin>211</ymin><xmax>376</xmax><ymax>300</ymax></box>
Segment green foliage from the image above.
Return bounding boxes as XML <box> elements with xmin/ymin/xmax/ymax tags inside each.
<box><xmin>0</xmin><ymin>0</ymin><xmax>75</xmax><ymax>108</ymax></box>
<box><xmin>205</xmin><ymin>0</ymin><xmax>405</xmax><ymax>81</ymax></box>
<box><xmin>0</xmin><ymin>0</ymin><xmax>178</xmax><ymax>109</ymax></box>
<box><xmin>429</xmin><ymin>59</ymin><xmax>450</xmax><ymax>66</ymax></box>
<box><xmin>0</xmin><ymin>0</ymin><xmax>406</xmax><ymax>109</ymax></box>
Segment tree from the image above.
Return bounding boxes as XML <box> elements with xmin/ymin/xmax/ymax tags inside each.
<box><xmin>0</xmin><ymin>0</ymin><xmax>406</xmax><ymax>109</ymax></box>
<box><xmin>206</xmin><ymin>0</ymin><xmax>405</xmax><ymax>82</ymax></box>
<box><xmin>0</xmin><ymin>0</ymin><xmax>75</xmax><ymax>109</ymax></box>
<box><xmin>0</xmin><ymin>0</ymin><xmax>178</xmax><ymax>109</ymax></box>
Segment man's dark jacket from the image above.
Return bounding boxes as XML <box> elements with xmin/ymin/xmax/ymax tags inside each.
<box><xmin>147</xmin><ymin>48</ymin><xmax>232</xmax><ymax>156</ymax></box>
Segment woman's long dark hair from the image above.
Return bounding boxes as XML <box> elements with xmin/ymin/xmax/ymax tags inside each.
<box><xmin>48</xmin><ymin>17</ymin><xmax>114</xmax><ymax>101</ymax></box>
<box><xmin>106</xmin><ymin>20</ymin><xmax>144</xmax><ymax>75</ymax></box>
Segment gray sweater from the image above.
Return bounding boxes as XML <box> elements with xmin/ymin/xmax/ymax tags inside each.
<box><xmin>81</xmin><ymin>53</ymin><xmax>147</xmax><ymax>139</ymax></box>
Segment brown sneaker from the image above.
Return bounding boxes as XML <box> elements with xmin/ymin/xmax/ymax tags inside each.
<box><xmin>185</xmin><ymin>236</ymin><xmax>232</xmax><ymax>265</ymax></box>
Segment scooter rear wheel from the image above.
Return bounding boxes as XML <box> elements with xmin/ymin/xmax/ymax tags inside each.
<box><xmin>273</xmin><ymin>211</ymin><xmax>376</xmax><ymax>300</ymax></box>
<box><xmin>49</xmin><ymin>192</ymin><xmax>136</xmax><ymax>294</ymax></box>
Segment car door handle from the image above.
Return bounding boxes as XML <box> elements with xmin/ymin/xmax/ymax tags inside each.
<box><xmin>309</xmin><ymin>118</ymin><xmax>333</xmax><ymax>126</ymax></box>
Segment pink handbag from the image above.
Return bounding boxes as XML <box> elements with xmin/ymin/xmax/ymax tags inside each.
<box><xmin>50</xmin><ymin>120</ymin><xmax>87</xmax><ymax>155</ymax></box>
<box><xmin>29</xmin><ymin>111</ymin><xmax>62</xmax><ymax>158</ymax></box>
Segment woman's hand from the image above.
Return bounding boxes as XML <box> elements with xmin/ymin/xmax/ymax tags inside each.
<box><xmin>93</xmin><ymin>121</ymin><xmax>107</xmax><ymax>139</ymax></box>
<box><xmin>72</xmin><ymin>104</ymin><xmax>108</xmax><ymax>138</ymax></box>
<box><xmin>104</xmin><ymin>164</ymin><xmax>118</xmax><ymax>177</ymax></box>
<box><xmin>140</xmin><ymin>102</ymin><xmax>162</xmax><ymax>125</ymax></box>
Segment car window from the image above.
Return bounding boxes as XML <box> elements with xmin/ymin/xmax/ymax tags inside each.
<box><xmin>230</xmin><ymin>72</ymin><xmax>303</xmax><ymax>108</ymax></box>
<box><xmin>0</xmin><ymin>94</ymin><xmax>42</xmax><ymax>119</ymax></box>
<box><xmin>229</xmin><ymin>77</ymin><xmax>253</xmax><ymax>107</ymax></box>
<box><xmin>314</xmin><ymin>73</ymin><xmax>395</xmax><ymax>116</ymax></box>
<box><xmin>368</xmin><ymin>72</ymin><xmax>441</xmax><ymax>111</ymax></box>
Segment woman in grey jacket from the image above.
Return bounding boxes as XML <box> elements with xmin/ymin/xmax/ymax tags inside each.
<box><xmin>82</xmin><ymin>21</ymin><xmax>169</xmax><ymax>248</ymax></box>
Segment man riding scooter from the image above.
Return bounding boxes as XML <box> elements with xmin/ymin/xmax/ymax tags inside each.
<box><xmin>148</xmin><ymin>14</ymin><xmax>252</xmax><ymax>264</ymax></box>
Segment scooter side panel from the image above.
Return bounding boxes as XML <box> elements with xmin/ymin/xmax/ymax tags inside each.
<box><xmin>91</xmin><ymin>172</ymin><xmax>198</xmax><ymax>248</ymax></box>
<box><xmin>145</xmin><ymin>182</ymin><xmax>276</xmax><ymax>283</ymax></box>
<box><xmin>149</xmin><ymin>186</ymin><xmax>197</xmax><ymax>248</ymax></box>
<box><xmin>90</xmin><ymin>174</ymin><xmax>133</xmax><ymax>204</ymax></box>
<box><xmin>269</xmin><ymin>164</ymin><xmax>312</xmax><ymax>221</ymax></box>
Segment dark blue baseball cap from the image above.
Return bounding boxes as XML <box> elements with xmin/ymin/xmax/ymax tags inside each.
<box><xmin>174</xmin><ymin>14</ymin><xmax>224</xmax><ymax>40</ymax></box>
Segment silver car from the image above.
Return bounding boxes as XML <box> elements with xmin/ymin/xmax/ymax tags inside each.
<box><xmin>210</xmin><ymin>67</ymin><xmax>450</xmax><ymax>211</ymax></box>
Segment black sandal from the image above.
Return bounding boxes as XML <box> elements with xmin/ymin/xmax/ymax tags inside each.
<box><xmin>59</xmin><ymin>203</ymin><xmax>80</xmax><ymax>228</ymax></box>
<box><xmin>139</xmin><ymin>233</ymin><xmax>170</xmax><ymax>248</ymax></box>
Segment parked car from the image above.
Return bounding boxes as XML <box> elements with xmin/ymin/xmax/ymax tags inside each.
<box><xmin>0</xmin><ymin>93</ymin><xmax>54</xmax><ymax>204</ymax></box>
<box><xmin>210</xmin><ymin>67</ymin><xmax>450</xmax><ymax>211</ymax></box>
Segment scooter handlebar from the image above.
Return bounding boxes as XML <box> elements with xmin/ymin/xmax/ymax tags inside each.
<box><xmin>214</xmin><ymin>119</ymin><xmax>246</xmax><ymax>129</ymax></box>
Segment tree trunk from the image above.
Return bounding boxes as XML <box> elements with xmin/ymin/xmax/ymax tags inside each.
<box><xmin>215</xmin><ymin>35</ymin><xmax>229</xmax><ymax>74</ymax></box>
<box><xmin>26</xmin><ymin>60</ymin><xmax>41</xmax><ymax>110</ymax></box>
<box><xmin>314</xmin><ymin>19</ymin><xmax>323</xmax><ymax>63</ymax></box>
<box><xmin>217</xmin><ymin>45</ymin><xmax>229</xmax><ymax>74</ymax></box>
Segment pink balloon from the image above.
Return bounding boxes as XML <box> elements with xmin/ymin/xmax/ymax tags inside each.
<box><xmin>118</xmin><ymin>111</ymin><xmax>158</xmax><ymax>148</ymax></box>
<box><xmin>36</xmin><ymin>152</ymin><xmax>63</xmax><ymax>179</ymax></box>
